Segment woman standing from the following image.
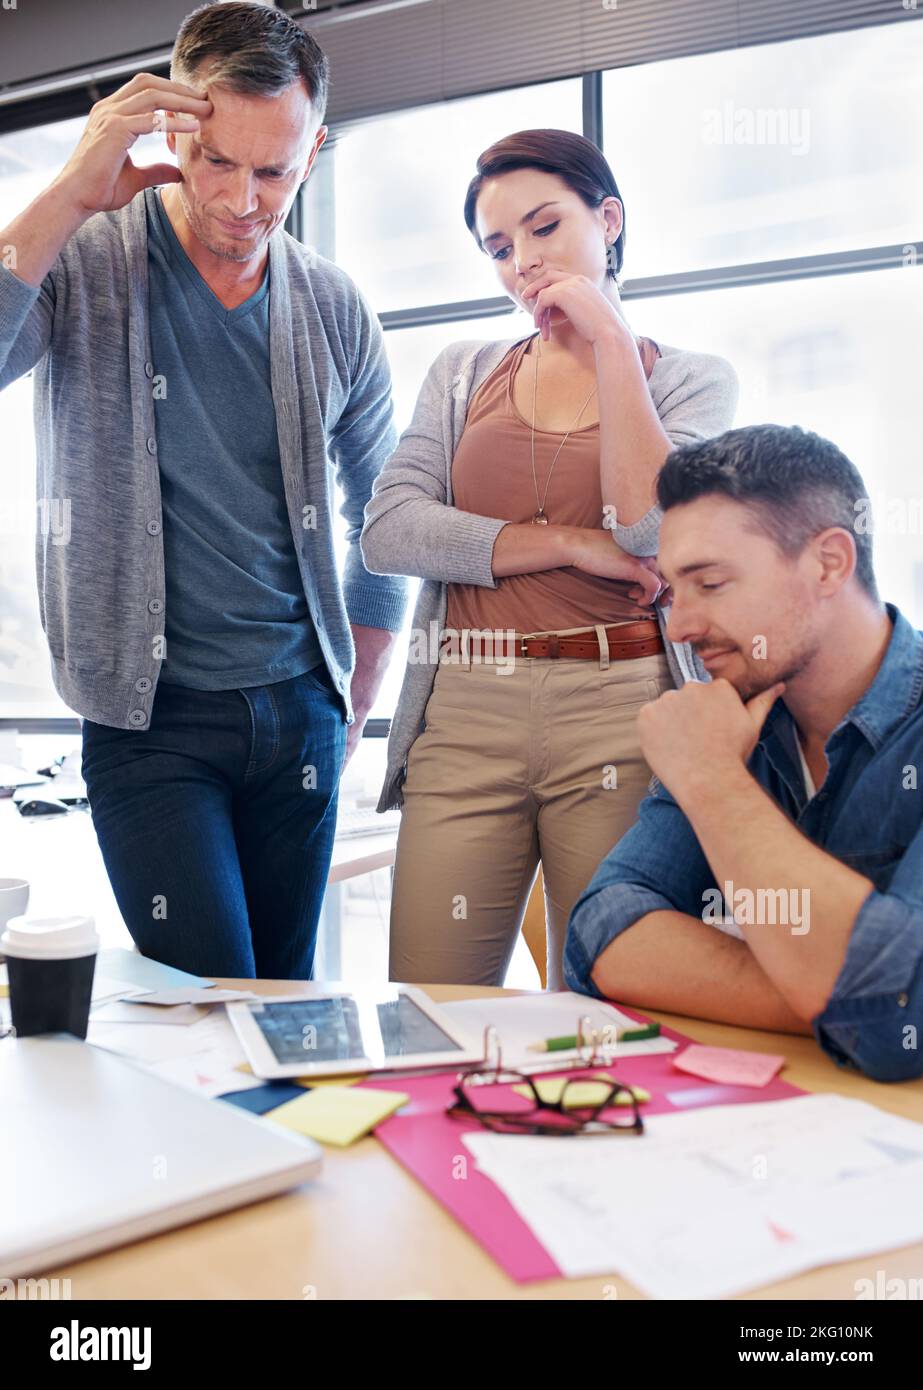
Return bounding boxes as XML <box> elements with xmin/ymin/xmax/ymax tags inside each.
<box><xmin>361</xmin><ymin>130</ymin><xmax>738</xmax><ymax>988</ymax></box>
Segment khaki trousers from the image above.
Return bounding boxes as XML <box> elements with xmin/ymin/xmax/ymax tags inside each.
<box><xmin>388</xmin><ymin>644</ymin><xmax>673</xmax><ymax>988</ymax></box>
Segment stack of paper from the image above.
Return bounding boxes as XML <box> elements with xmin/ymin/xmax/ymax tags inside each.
<box><xmin>464</xmin><ymin>1093</ymin><xmax>923</xmax><ymax>1298</ymax></box>
<box><xmin>88</xmin><ymin>1009</ymin><xmax>265</xmax><ymax>1100</ymax></box>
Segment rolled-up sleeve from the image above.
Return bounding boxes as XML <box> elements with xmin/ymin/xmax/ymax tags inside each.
<box><xmin>563</xmin><ymin>777</ymin><xmax>719</xmax><ymax>997</ymax></box>
<box><xmin>812</xmin><ymin>825</ymin><xmax>923</xmax><ymax>1081</ymax></box>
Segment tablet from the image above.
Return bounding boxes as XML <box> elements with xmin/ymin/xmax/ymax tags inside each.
<box><xmin>226</xmin><ymin>986</ymin><xmax>484</xmax><ymax>1080</ymax></box>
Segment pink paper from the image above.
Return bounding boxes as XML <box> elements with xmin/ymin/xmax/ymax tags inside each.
<box><xmin>672</xmin><ymin>1043</ymin><xmax>785</xmax><ymax>1088</ymax></box>
<box><xmin>366</xmin><ymin>1010</ymin><xmax>802</xmax><ymax>1283</ymax></box>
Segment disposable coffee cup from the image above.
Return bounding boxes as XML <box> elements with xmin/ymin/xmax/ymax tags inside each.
<box><xmin>1</xmin><ymin>914</ymin><xmax>99</xmax><ymax>1039</ymax></box>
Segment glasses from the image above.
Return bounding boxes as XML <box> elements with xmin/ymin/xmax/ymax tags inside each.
<box><xmin>446</xmin><ymin>1021</ymin><xmax>646</xmax><ymax>1137</ymax></box>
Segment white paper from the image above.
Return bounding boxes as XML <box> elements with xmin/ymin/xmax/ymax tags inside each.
<box><xmin>442</xmin><ymin>991</ymin><xmax>676</xmax><ymax>1070</ymax></box>
<box><xmin>464</xmin><ymin>1093</ymin><xmax>923</xmax><ymax>1298</ymax></box>
<box><xmin>146</xmin><ymin>1011</ymin><xmax>264</xmax><ymax>1098</ymax></box>
<box><xmin>90</xmin><ymin>974</ymin><xmax>153</xmax><ymax>1005</ymax></box>
<box><xmin>86</xmin><ymin>1018</ymin><xmax>211</xmax><ymax>1063</ymax></box>
<box><xmin>89</xmin><ymin>1000</ymin><xmax>209</xmax><ymax>1026</ymax></box>
<box><xmin>87</xmin><ymin>1007</ymin><xmax>262</xmax><ymax>1098</ymax></box>
<box><xmin>132</xmin><ymin>987</ymin><xmax>259</xmax><ymax>1007</ymax></box>
<box><xmin>147</xmin><ymin>1051</ymin><xmax>264</xmax><ymax>1100</ymax></box>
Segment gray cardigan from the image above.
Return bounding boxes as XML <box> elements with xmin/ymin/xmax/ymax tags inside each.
<box><xmin>361</xmin><ymin>331</ymin><xmax>739</xmax><ymax>812</ymax></box>
<box><xmin>0</xmin><ymin>190</ymin><xmax>408</xmax><ymax>731</ymax></box>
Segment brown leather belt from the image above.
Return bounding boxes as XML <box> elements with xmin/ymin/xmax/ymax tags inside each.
<box><xmin>461</xmin><ymin>619</ymin><xmax>664</xmax><ymax>662</ymax></box>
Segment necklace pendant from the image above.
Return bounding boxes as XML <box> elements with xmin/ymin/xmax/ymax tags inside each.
<box><xmin>532</xmin><ymin>509</ymin><xmax>549</xmax><ymax>525</ymax></box>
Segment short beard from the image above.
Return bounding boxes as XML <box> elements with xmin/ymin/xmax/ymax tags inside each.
<box><xmin>178</xmin><ymin>185</ymin><xmax>264</xmax><ymax>263</ymax></box>
<box><xmin>736</xmin><ymin>642</ymin><xmax>818</xmax><ymax>702</ymax></box>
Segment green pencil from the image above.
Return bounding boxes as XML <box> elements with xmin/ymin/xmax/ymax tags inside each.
<box><xmin>527</xmin><ymin>1023</ymin><xmax>661</xmax><ymax>1051</ymax></box>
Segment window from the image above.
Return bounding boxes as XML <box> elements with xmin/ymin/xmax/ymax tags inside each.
<box><xmin>330</xmin><ymin>79</ymin><xmax>583</xmax><ymax>312</ymax></box>
<box><xmin>601</xmin><ymin>23</ymin><xmax>923</xmax><ymax>278</ymax></box>
<box><xmin>600</xmin><ymin>21</ymin><xmax>923</xmax><ymax>625</ymax></box>
<box><xmin>631</xmin><ymin>267</ymin><xmax>923</xmax><ymax>624</ymax></box>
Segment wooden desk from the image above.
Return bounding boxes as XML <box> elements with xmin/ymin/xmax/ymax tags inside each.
<box><xmin>51</xmin><ymin>980</ymin><xmax>923</xmax><ymax>1301</ymax></box>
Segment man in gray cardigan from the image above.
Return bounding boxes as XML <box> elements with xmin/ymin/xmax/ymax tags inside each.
<box><xmin>0</xmin><ymin>5</ymin><xmax>407</xmax><ymax>977</ymax></box>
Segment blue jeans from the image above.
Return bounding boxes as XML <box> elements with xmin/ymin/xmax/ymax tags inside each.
<box><xmin>80</xmin><ymin>664</ymin><xmax>347</xmax><ymax>979</ymax></box>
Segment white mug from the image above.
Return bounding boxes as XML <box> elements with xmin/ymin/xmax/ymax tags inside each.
<box><xmin>0</xmin><ymin>879</ymin><xmax>30</xmax><ymax>949</ymax></box>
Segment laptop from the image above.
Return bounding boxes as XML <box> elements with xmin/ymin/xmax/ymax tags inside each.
<box><xmin>1</xmin><ymin>1034</ymin><xmax>323</xmax><ymax>1276</ymax></box>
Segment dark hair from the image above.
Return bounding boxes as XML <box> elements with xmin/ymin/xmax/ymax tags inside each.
<box><xmin>656</xmin><ymin>423</ymin><xmax>880</xmax><ymax>600</ymax></box>
<box><xmin>463</xmin><ymin>129</ymin><xmax>625</xmax><ymax>281</ymax></box>
<box><xmin>172</xmin><ymin>1</ymin><xmax>329</xmax><ymax>123</ymax></box>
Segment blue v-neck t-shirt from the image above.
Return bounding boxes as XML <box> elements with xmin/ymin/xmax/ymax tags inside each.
<box><xmin>146</xmin><ymin>186</ymin><xmax>321</xmax><ymax>689</ymax></box>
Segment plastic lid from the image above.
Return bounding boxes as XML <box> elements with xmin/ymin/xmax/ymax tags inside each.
<box><xmin>0</xmin><ymin>914</ymin><xmax>98</xmax><ymax>960</ymax></box>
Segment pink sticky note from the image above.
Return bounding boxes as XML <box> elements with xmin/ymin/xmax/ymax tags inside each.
<box><xmin>672</xmin><ymin>1044</ymin><xmax>785</xmax><ymax>1088</ymax></box>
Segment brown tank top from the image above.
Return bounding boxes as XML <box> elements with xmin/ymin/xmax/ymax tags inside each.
<box><xmin>445</xmin><ymin>332</ymin><xmax>662</xmax><ymax>635</ymax></box>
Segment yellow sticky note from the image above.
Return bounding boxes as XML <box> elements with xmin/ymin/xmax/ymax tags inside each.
<box><xmin>264</xmin><ymin>1085</ymin><xmax>409</xmax><ymax>1146</ymax></box>
<box><xmin>0</xmin><ymin>983</ymin><xmax>8</xmax><ymax>999</ymax></box>
<box><xmin>513</xmin><ymin>1076</ymin><xmax>650</xmax><ymax>1107</ymax></box>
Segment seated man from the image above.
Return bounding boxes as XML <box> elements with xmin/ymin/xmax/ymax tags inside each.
<box><xmin>564</xmin><ymin>422</ymin><xmax>923</xmax><ymax>1082</ymax></box>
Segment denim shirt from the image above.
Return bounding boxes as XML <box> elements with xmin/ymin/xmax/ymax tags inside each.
<box><xmin>563</xmin><ymin>603</ymin><xmax>923</xmax><ymax>1083</ymax></box>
